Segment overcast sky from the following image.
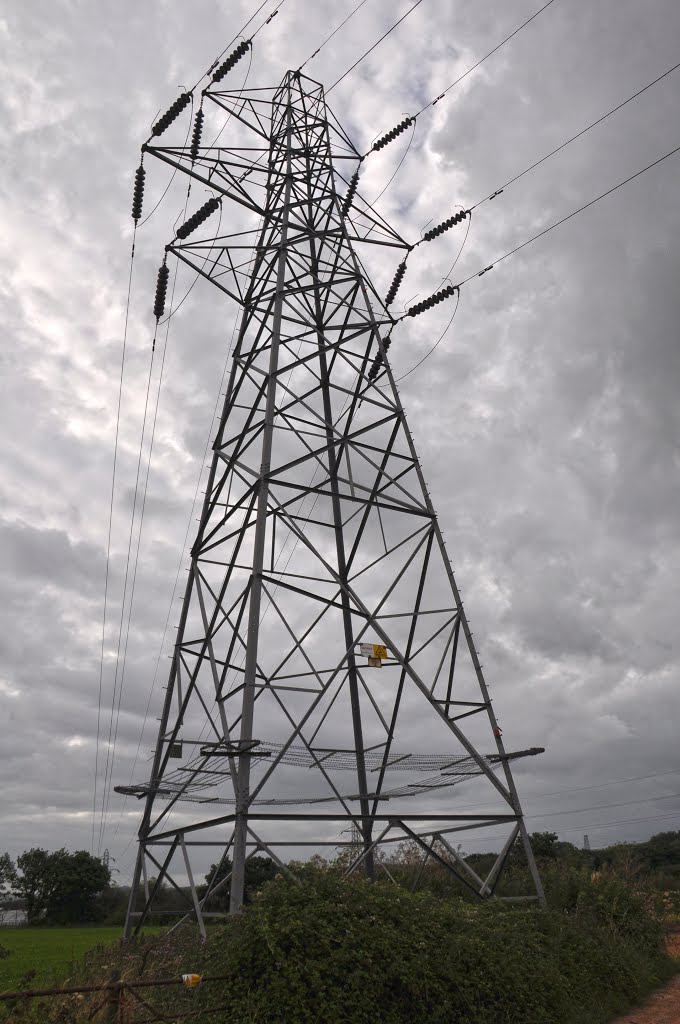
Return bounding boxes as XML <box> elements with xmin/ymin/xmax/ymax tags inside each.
<box><xmin>1</xmin><ymin>0</ymin><xmax>679</xmax><ymax>885</ymax></box>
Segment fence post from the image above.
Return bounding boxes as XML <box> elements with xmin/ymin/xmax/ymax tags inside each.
<box><xmin>102</xmin><ymin>969</ymin><xmax>123</xmax><ymax>1024</ymax></box>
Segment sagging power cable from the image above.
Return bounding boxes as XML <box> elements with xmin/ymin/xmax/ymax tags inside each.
<box><xmin>327</xmin><ymin>0</ymin><xmax>426</xmax><ymax>94</ymax></box>
<box><xmin>299</xmin><ymin>0</ymin><xmax>371</xmax><ymax>71</ymax></box>
<box><xmin>415</xmin><ymin>0</ymin><xmax>557</xmax><ymax>117</ymax></box>
<box><xmin>467</xmin><ymin>57</ymin><xmax>680</xmax><ymax>214</ymax></box>
<box><xmin>454</xmin><ymin>140</ymin><xmax>680</xmax><ymax>291</ymax></box>
<box><xmin>375</xmin><ymin>142</ymin><xmax>680</xmax><ymax>384</ymax></box>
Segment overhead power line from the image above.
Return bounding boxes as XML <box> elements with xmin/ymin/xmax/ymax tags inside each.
<box><xmin>415</xmin><ymin>0</ymin><xmax>558</xmax><ymax>116</ymax></box>
<box><xmin>456</xmin><ymin>141</ymin><xmax>680</xmax><ymax>289</ymax></box>
<box><xmin>462</xmin><ymin>809</ymin><xmax>680</xmax><ymax>847</ymax></box>
<box><xmin>189</xmin><ymin>0</ymin><xmax>279</xmax><ymax>92</ymax></box>
<box><xmin>97</xmin><ymin>331</ymin><xmax>157</xmax><ymax>855</ymax></box>
<box><xmin>92</xmin><ymin>231</ymin><xmax>137</xmax><ymax>855</ymax></box>
<box><xmin>388</xmin><ymin>60</ymin><xmax>680</xmax><ymax>382</ymax></box>
<box><xmin>299</xmin><ymin>0</ymin><xmax>372</xmax><ymax>71</ymax></box>
<box><xmin>327</xmin><ymin>0</ymin><xmax>426</xmax><ymax>93</ymax></box>
<box><xmin>527</xmin><ymin>790</ymin><xmax>680</xmax><ymax>822</ymax></box>
<box><xmin>395</xmin><ymin>140</ymin><xmax>680</xmax><ymax>380</ymax></box>
<box><xmin>470</xmin><ymin>57</ymin><xmax>680</xmax><ymax>212</ymax></box>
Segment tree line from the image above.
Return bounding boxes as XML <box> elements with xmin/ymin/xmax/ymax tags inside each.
<box><xmin>1</xmin><ymin>829</ymin><xmax>677</xmax><ymax>926</ymax></box>
<box><xmin>0</xmin><ymin>849</ymin><xmax>110</xmax><ymax>924</ymax></box>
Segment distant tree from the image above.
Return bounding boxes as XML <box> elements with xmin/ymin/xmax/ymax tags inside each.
<box><xmin>14</xmin><ymin>849</ymin><xmax>63</xmax><ymax>923</ymax></box>
<box><xmin>14</xmin><ymin>848</ymin><xmax>110</xmax><ymax>924</ymax></box>
<box><xmin>47</xmin><ymin>850</ymin><xmax>111</xmax><ymax>923</ymax></box>
<box><xmin>641</xmin><ymin>831</ymin><xmax>680</xmax><ymax>871</ymax></box>
<box><xmin>98</xmin><ymin>883</ymin><xmax>131</xmax><ymax>926</ymax></box>
<box><xmin>0</xmin><ymin>853</ymin><xmax>15</xmax><ymax>901</ymax></box>
<box><xmin>528</xmin><ymin>832</ymin><xmax>561</xmax><ymax>860</ymax></box>
<box><xmin>200</xmin><ymin>855</ymin><xmax>277</xmax><ymax>909</ymax></box>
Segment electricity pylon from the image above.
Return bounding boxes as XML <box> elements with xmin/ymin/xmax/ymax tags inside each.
<box><xmin>119</xmin><ymin>67</ymin><xmax>545</xmax><ymax>937</ymax></box>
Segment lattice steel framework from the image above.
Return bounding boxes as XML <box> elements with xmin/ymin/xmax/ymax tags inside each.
<box><xmin>119</xmin><ymin>69</ymin><xmax>545</xmax><ymax>936</ymax></box>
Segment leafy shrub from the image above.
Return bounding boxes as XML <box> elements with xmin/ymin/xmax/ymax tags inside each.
<box><xmin>12</xmin><ymin>868</ymin><xmax>674</xmax><ymax>1024</ymax></box>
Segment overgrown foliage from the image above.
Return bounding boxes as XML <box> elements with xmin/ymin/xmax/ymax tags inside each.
<box><xmin>7</xmin><ymin>863</ymin><xmax>672</xmax><ymax>1024</ymax></box>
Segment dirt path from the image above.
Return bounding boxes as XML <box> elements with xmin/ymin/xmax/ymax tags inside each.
<box><xmin>612</xmin><ymin>931</ymin><xmax>680</xmax><ymax>1024</ymax></box>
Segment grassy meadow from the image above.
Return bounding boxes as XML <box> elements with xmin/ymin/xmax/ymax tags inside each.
<box><xmin>0</xmin><ymin>926</ymin><xmax>161</xmax><ymax>992</ymax></box>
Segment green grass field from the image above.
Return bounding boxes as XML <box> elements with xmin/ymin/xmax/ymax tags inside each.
<box><xmin>0</xmin><ymin>926</ymin><xmax>162</xmax><ymax>992</ymax></box>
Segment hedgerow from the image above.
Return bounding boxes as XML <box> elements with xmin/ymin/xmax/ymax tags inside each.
<box><xmin>3</xmin><ymin>867</ymin><xmax>674</xmax><ymax>1024</ymax></box>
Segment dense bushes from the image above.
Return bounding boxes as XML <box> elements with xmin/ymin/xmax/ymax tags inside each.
<box><xmin>46</xmin><ymin>866</ymin><xmax>674</xmax><ymax>1024</ymax></box>
<box><xmin>201</xmin><ymin>870</ymin><xmax>671</xmax><ymax>1024</ymax></box>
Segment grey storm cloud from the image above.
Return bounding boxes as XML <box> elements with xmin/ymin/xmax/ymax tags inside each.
<box><xmin>1</xmin><ymin>0</ymin><xmax>679</xmax><ymax>881</ymax></box>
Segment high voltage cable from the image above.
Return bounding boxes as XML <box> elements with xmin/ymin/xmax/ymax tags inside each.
<box><xmin>394</xmin><ymin>289</ymin><xmax>461</xmax><ymax>383</ymax></box>
<box><xmin>102</xmin><ymin>54</ymin><xmax>255</xmax><ymax>852</ymax></box>
<box><xmin>383</xmin><ymin>61</ymin><xmax>680</xmax><ymax>381</ymax></box>
<box><xmin>414</xmin><ymin>0</ymin><xmax>557</xmax><ymax>117</ymax></box>
<box><xmin>367</xmin><ymin>119</ymin><xmax>417</xmax><ymax>209</ymax></box>
<box><xmin>111</xmin><ymin>311</ymin><xmax>242</xmax><ymax>854</ymax></box>
<box><xmin>469</xmin><ymin>57</ymin><xmax>680</xmax><ymax>213</ymax></box>
<box><xmin>527</xmin><ymin>790</ymin><xmax>680</xmax><ymax>821</ymax></box>
<box><xmin>99</xmin><ymin>204</ymin><xmax>227</xmax><ymax>850</ymax></box>
<box><xmin>461</xmin><ymin>810</ymin><xmax>680</xmax><ymax>847</ymax></box>
<box><xmin>454</xmin><ymin>141</ymin><xmax>680</xmax><ymax>290</ymax></box>
<box><xmin>91</xmin><ymin>230</ymin><xmax>137</xmax><ymax>855</ymax></box>
<box><xmin>327</xmin><ymin>0</ymin><xmax>426</xmax><ymax>94</ymax></box>
<box><xmin>97</xmin><ymin>331</ymin><xmax>158</xmax><ymax>854</ymax></box>
<box><xmin>534</xmin><ymin>767</ymin><xmax>680</xmax><ymax>799</ymax></box>
<box><xmin>342</xmin><ymin>1</ymin><xmax>559</xmax><ymax>203</ymax></box>
<box><xmin>98</xmin><ymin>239</ymin><xmax>192</xmax><ymax>849</ymax></box>
<box><xmin>450</xmin><ymin>768</ymin><xmax>680</xmax><ymax>817</ymax></box>
<box><xmin>299</xmin><ymin>0</ymin><xmax>372</xmax><ymax>71</ymax></box>
<box><xmin>393</xmin><ymin>140</ymin><xmax>680</xmax><ymax>382</ymax></box>
<box><xmin>111</xmin><ymin>204</ymin><xmax>267</xmax><ymax>854</ymax></box>
<box><xmin>111</xmin><ymin>305</ymin><xmax>240</xmax><ymax>849</ymax></box>
<box><xmin>189</xmin><ymin>0</ymin><xmax>276</xmax><ymax>93</ymax></box>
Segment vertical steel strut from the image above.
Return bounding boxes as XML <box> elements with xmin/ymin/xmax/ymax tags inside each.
<box><xmin>230</xmin><ymin>80</ymin><xmax>296</xmax><ymax>913</ymax></box>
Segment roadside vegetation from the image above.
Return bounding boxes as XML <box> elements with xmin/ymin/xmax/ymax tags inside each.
<box><xmin>0</xmin><ymin>832</ymin><xmax>678</xmax><ymax>1022</ymax></box>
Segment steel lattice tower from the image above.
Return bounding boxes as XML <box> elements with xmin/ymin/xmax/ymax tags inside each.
<box><xmin>119</xmin><ymin>69</ymin><xmax>545</xmax><ymax>936</ymax></box>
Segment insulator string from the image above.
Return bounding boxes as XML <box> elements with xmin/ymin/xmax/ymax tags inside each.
<box><xmin>131</xmin><ymin>163</ymin><xmax>145</xmax><ymax>222</ymax></box>
<box><xmin>341</xmin><ymin>169</ymin><xmax>361</xmax><ymax>216</ymax></box>
<box><xmin>151</xmin><ymin>91</ymin><xmax>192</xmax><ymax>137</ymax></box>
<box><xmin>212</xmin><ymin>39</ymin><xmax>252</xmax><ymax>84</ymax></box>
<box><xmin>367</xmin><ymin>118</ymin><xmax>417</xmax><ymax>209</ymax></box>
<box><xmin>153</xmin><ymin>260</ymin><xmax>170</xmax><ymax>322</ymax></box>
<box><xmin>420</xmin><ymin>209</ymin><xmax>469</xmax><ymax>243</ymax></box>
<box><xmin>190</xmin><ymin>106</ymin><xmax>204</xmax><ymax>163</ymax></box>
<box><xmin>176</xmin><ymin>196</ymin><xmax>220</xmax><ymax>239</ymax></box>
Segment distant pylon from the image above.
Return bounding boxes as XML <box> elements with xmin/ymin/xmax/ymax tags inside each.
<box><xmin>118</xmin><ymin>68</ymin><xmax>545</xmax><ymax>936</ymax></box>
<box><xmin>583</xmin><ymin>834</ymin><xmax>591</xmax><ymax>851</ymax></box>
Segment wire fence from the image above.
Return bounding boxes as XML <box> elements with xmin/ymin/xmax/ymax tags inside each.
<box><xmin>0</xmin><ymin>972</ymin><xmax>228</xmax><ymax>1024</ymax></box>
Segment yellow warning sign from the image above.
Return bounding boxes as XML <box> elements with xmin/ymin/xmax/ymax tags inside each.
<box><xmin>372</xmin><ymin>644</ymin><xmax>387</xmax><ymax>659</ymax></box>
<box><xmin>182</xmin><ymin>974</ymin><xmax>202</xmax><ymax>988</ymax></box>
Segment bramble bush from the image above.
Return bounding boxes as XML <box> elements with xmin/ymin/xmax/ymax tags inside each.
<box><xmin>197</xmin><ymin>868</ymin><xmax>671</xmax><ymax>1024</ymax></box>
<box><xmin>5</xmin><ymin>865</ymin><xmax>674</xmax><ymax>1024</ymax></box>
<box><xmin>34</xmin><ymin>866</ymin><xmax>672</xmax><ymax>1024</ymax></box>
